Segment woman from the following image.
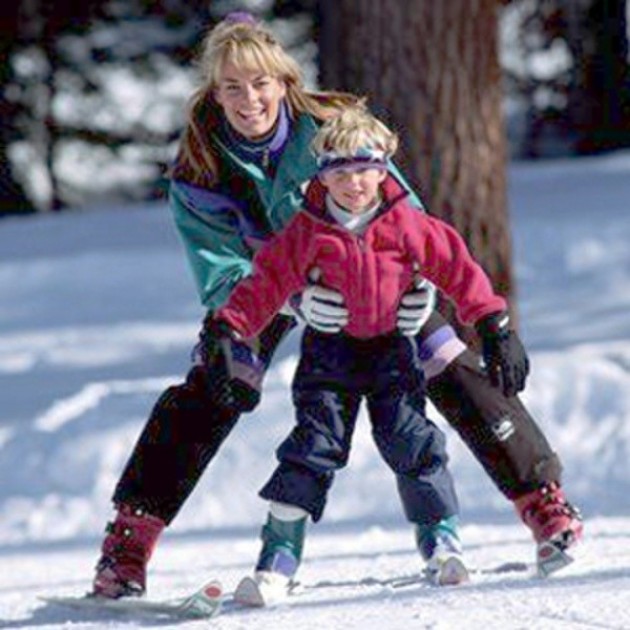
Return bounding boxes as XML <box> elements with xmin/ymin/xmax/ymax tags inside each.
<box><xmin>92</xmin><ymin>13</ymin><xmax>582</xmax><ymax>599</ymax></box>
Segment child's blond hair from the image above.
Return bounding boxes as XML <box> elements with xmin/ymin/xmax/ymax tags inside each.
<box><xmin>311</xmin><ymin>105</ymin><xmax>399</xmax><ymax>159</ymax></box>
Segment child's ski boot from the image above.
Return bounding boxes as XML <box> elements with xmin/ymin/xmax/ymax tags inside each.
<box><xmin>515</xmin><ymin>482</ymin><xmax>583</xmax><ymax>577</ymax></box>
<box><xmin>235</xmin><ymin>503</ymin><xmax>307</xmax><ymax>607</ymax></box>
<box><xmin>416</xmin><ymin>515</ymin><xmax>469</xmax><ymax>586</ymax></box>
<box><xmin>92</xmin><ymin>504</ymin><xmax>165</xmax><ymax>598</ymax></box>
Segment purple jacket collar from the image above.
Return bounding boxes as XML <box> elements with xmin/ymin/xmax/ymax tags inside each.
<box><xmin>217</xmin><ymin>100</ymin><xmax>290</xmax><ymax>168</ymax></box>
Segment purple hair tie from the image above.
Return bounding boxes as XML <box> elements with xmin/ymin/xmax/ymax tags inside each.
<box><xmin>224</xmin><ymin>11</ymin><xmax>257</xmax><ymax>25</ymax></box>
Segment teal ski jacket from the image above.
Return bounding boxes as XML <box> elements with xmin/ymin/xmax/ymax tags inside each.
<box><xmin>169</xmin><ymin>111</ymin><xmax>423</xmax><ymax>312</ymax></box>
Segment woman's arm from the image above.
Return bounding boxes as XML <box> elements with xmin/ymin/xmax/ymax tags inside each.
<box><xmin>169</xmin><ymin>179</ymin><xmax>254</xmax><ymax>311</ymax></box>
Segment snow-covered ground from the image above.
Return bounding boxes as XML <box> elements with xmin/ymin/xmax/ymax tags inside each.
<box><xmin>1</xmin><ymin>152</ymin><xmax>629</xmax><ymax>628</ymax></box>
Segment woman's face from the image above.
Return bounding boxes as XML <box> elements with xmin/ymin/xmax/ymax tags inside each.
<box><xmin>214</xmin><ymin>61</ymin><xmax>286</xmax><ymax>140</ymax></box>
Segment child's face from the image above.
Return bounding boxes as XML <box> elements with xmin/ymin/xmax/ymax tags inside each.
<box><xmin>319</xmin><ymin>166</ymin><xmax>387</xmax><ymax>214</ymax></box>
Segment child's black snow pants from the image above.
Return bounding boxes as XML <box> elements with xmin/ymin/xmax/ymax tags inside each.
<box><xmin>259</xmin><ymin>329</ymin><xmax>459</xmax><ymax>524</ymax></box>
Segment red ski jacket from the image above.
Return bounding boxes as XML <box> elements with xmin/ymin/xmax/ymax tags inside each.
<box><xmin>217</xmin><ymin>175</ymin><xmax>507</xmax><ymax>339</ymax></box>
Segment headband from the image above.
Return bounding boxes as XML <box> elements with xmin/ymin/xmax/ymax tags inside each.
<box><xmin>316</xmin><ymin>147</ymin><xmax>388</xmax><ymax>174</ymax></box>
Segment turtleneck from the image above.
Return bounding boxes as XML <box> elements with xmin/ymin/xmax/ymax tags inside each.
<box><xmin>217</xmin><ymin>101</ymin><xmax>290</xmax><ymax>171</ymax></box>
<box><xmin>325</xmin><ymin>194</ymin><xmax>381</xmax><ymax>234</ymax></box>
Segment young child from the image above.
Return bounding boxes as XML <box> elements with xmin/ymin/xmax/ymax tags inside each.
<box><xmin>212</xmin><ymin>106</ymin><xmax>529</xmax><ymax>604</ymax></box>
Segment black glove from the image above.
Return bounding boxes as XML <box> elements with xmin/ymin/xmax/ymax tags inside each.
<box><xmin>476</xmin><ymin>311</ymin><xmax>530</xmax><ymax>397</ymax></box>
<box><xmin>195</xmin><ymin>317</ymin><xmax>263</xmax><ymax>413</ymax></box>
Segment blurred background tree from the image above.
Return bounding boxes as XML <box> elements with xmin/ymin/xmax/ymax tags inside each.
<box><xmin>0</xmin><ymin>0</ymin><xmax>628</xmax><ymax>216</ymax></box>
<box><xmin>1</xmin><ymin>5</ymin><xmax>33</xmax><ymax>215</ymax></box>
<box><xmin>502</xmin><ymin>0</ymin><xmax>630</xmax><ymax>158</ymax></box>
<box><xmin>1</xmin><ymin>0</ymin><xmax>212</xmax><ymax>213</ymax></box>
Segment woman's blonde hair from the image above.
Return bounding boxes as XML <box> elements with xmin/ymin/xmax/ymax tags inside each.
<box><xmin>173</xmin><ymin>16</ymin><xmax>358</xmax><ymax>185</ymax></box>
<box><xmin>311</xmin><ymin>104</ymin><xmax>399</xmax><ymax>159</ymax></box>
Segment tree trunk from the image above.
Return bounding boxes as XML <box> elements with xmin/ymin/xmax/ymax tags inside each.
<box><xmin>0</xmin><ymin>5</ymin><xmax>35</xmax><ymax>214</ymax></box>
<box><xmin>318</xmin><ymin>0</ymin><xmax>516</xmax><ymax>333</ymax></box>
<box><xmin>569</xmin><ymin>0</ymin><xmax>630</xmax><ymax>153</ymax></box>
<box><xmin>0</xmin><ymin>140</ymin><xmax>35</xmax><ymax>215</ymax></box>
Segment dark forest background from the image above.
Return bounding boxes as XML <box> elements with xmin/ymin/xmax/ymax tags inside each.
<box><xmin>1</xmin><ymin>0</ymin><xmax>629</xmax><ymax>216</ymax></box>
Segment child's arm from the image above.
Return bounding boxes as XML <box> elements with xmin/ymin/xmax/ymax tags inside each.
<box><xmin>406</xmin><ymin>213</ymin><xmax>530</xmax><ymax>396</ymax></box>
<box><xmin>407</xmin><ymin>213</ymin><xmax>507</xmax><ymax>325</ymax></box>
<box><xmin>215</xmin><ymin>215</ymin><xmax>312</xmax><ymax>339</ymax></box>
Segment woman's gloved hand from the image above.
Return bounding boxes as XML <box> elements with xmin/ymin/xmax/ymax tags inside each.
<box><xmin>476</xmin><ymin>311</ymin><xmax>530</xmax><ymax>397</ymax></box>
<box><xmin>397</xmin><ymin>279</ymin><xmax>436</xmax><ymax>336</ymax></box>
<box><xmin>296</xmin><ymin>284</ymin><xmax>349</xmax><ymax>333</ymax></box>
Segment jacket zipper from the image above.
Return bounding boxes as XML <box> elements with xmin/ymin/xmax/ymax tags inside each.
<box><xmin>351</xmin><ymin>232</ymin><xmax>370</xmax><ymax>331</ymax></box>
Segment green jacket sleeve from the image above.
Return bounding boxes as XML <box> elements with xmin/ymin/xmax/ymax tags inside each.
<box><xmin>169</xmin><ymin>179</ymin><xmax>253</xmax><ymax>311</ymax></box>
<box><xmin>387</xmin><ymin>160</ymin><xmax>426</xmax><ymax>211</ymax></box>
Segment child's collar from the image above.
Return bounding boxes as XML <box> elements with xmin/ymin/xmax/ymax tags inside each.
<box><xmin>325</xmin><ymin>192</ymin><xmax>382</xmax><ymax>218</ymax></box>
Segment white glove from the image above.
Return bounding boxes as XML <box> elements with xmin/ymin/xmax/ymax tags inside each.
<box><xmin>397</xmin><ymin>279</ymin><xmax>436</xmax><ymax>336</ymax></box>
<box><xmin>298</xmin><ymin>284</ymin><xmax>349</xmax><ymax>333</ymax></box>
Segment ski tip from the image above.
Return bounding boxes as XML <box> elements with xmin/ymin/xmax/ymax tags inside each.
<box><xmin>180</xmin><ymin>580</ymin><xmax>224</xmax><ymax>618</ymax></box>
<box><xmin>434</xmin><ymin>557</ymin><xmax>470</xmax><ymax>587</ymax></box>
<box><xmin>536</xmin><ymin>541</ymin><xmax>576</xmax><ymax>578</ymax></box>
<box><xmin>202</xmin><ymin>581</ymin><xmax>223</xmax><ymax>599</ymax></box>
<box><xmin>234</xmin><ymin>576</ymin><xmax>266</xmax><ymax>607</ymax></box>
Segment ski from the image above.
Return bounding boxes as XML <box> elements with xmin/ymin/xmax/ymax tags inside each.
<box><xmin>234</xmin><ymin>576</ymin><xmax>273</xmax><ymax>607</ymax></box>
<box><xmin>40</xmin><ymin>560</ymin><xmax>541</xmax><ymax>620</ymax></box>
<box><xmin>234</xmin><ymin>574</ymin><xmax>294</xmax><ymax>607</ymax></box>
<box><xmin>427</xmin><ymin>555</ymin><xmax>471</xmax><ymax>586</ymax></box>
<box><xmin>40</xmin><ymin>580</ymin><xmax>223</xmax><ymax>620</ymax></box>
<box><xmin>536</xmin><ymin>527</ymin><xmax>581</xmax><ymax>577</ymax></box>
<box><xmin>537</xmin><ymin>539</ymin><xmax>576</xmax><ymax>577</ymax></box>
<box><xmin>294</xmin><ymin>560</ymin><xmax>532</xmax><ymax>594</ymax></box>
